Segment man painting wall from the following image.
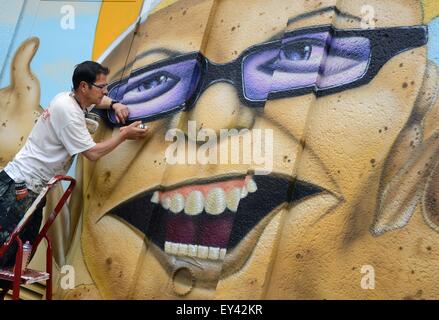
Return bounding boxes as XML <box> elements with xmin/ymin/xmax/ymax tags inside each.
<box><xmin>2</xmin><ymin>0</ymin><xmax>439</xmax><ymax>299</ymax></box>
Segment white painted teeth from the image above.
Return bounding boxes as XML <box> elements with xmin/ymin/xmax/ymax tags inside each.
<box><xmin>184</xmin><ymin>191</ymin><xmax>204</xmax><ymax>215</ymax></box>
<box><xmin>165</xmin><ymin>241</ymin><xmax>227</xmax><ymax>261</ymax></box>
<box><xmin>178</xmin><ymin>243</ymin><xmax>188</xmax><ymax>256</ymax></box>
<box><xmin>246</xmin><ymin>178</ymin><xmax>258</xmax><ymax>193</ymax></box>
<box><xmin>226</xmin><ymin>188</ymin><xmax>241</xmax><ymax>212</ymax></box>
<box><xmin>197</xmin><ymin>245</ymin><xmax>209</xmax><ymax>259</ymax></box>
<box><xmin>188</xmin><ymin>245</ymin><xmax>197</xmax><ymax>257</ymax></box>
<box><xmin>241</xmin><ymin>178</ymin><xmax>257</xmax><ymax>199</ymax></box>
<box><xmin>165</xmin><ymin>241</ymin><xmax>171</xmax><ymax>253</ymax></box>
<box><xmin>205</xmin><ymin>188</ymin><xmax>226</xmax><ymax>215</ymax></box>
<box><xmin>208</xmin><ymin>247</ymin><xmax>220</xmax><ymax>260</ymax></box>
<box><xmin>241</xmin><ymin>186</ymin><xmax>248</xmax><ymax>198</ymax></box>
<box><xmin>170</xmin><ymin>242</ymin><xmax>179</xmax><ymax>255</ymax></box>
<box><xmin>151</xmin><ymin>177</ymin><xmax>258</xmax><ymax>215</ymax></box>
<box><xmin>170</xmin><ymin>193</ymin><xmax>185</xmax><ymax>213</ymax></box>
<box><xmin>162</xmin><ymin>197</ymin><xmax>171</xmax><ymax>210</ymax></box>
<box><xmin>219</xmin><ymin>248</ymin><xmax>226</xmax><ymax>260</ymax></box>
<box><xmin>151</xmin><ymin>191</ymin><xmax>159</xmax><ymax>204</ymax></box>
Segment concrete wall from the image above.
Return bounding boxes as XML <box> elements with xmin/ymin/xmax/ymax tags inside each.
<box><xmin>2</xmin><ymin>0</ymin><xmax>439</xmax><ymax>299</ymax></box>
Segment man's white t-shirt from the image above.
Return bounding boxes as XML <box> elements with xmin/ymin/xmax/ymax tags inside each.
<box><xmin>4</xmin><ymin>92</ymin><xmax>96</xmax><ymax>193</ymax></box>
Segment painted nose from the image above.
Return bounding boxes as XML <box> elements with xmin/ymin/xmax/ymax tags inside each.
<box><xmin>183</xmin><ymin>82</ymin><xmax>255</xmax><ymax>134</ymax></box>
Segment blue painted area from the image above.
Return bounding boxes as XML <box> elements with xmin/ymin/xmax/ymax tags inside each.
<box><xmin>0</xmin><ymin>0</ymin><xmax>100</xmax><ymax>107</ymax></box>
<box><xmin>0</xmin><ymin>1</ymin><xmax>100</xmax><ymax>182</ymax></box>
<box><xmin>429</xmin><ymin>17</ymin><xmax>439</xmax><ymax>67</ymax></box>
<box><xmin>0</xmin><ymin>0</ymin><xmax>25</xmax><ymax>77</ymax></box>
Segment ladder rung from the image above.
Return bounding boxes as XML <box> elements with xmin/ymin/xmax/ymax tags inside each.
<box><xmin>0</xmin><ymin>268</ymin><xmax>49</xmax><ymax>284</ymax></box>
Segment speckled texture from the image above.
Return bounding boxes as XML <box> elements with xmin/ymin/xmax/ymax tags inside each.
<box><xmin>3</xmin><ymin>0</ymin><xmax>439</xmax><ymax>300</ymax></box>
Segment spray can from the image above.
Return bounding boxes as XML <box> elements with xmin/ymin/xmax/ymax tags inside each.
<box><xmin>22</xmin><ymin>241</ymin><xmax>32</xmax><ymax>272</ymax></box>
<box><xmin>15</xmin><ymin>181</ymin><xmax>28</xmax><ymax>201</ymax></box>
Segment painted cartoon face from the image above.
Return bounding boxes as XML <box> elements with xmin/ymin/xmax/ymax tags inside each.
<box><xmin>77</xmin><ymin>0</ymin><xmax>432</xmax><ymax>299</ymax></box>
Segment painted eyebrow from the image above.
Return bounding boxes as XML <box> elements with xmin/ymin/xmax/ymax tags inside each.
<box><xmin>111</xmin><ymin>48</ymin><xmax>184</xmax><ymax>80</ymax></box>
<box><xmin>287</xmin><ymin>6</ymin><xmax>362</xmax><ymax>25</ymax></box>
<box><xmin>268</xmin><ymin>7</ymin><xmax>361</xmax><ymax>41</ymax></box>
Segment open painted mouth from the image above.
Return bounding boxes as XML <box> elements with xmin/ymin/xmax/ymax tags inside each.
<box><xmin>107</xmin><ymin>173</ymin><xmax>325</xmax><ymax>262</ymax></box>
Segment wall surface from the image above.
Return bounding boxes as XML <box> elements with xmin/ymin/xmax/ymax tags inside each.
<box><xmin>2</xmin><ymin>0</ymin><xmax>439</xmax><ymax>299</ymax></box>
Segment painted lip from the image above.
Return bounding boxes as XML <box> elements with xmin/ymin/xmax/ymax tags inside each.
<box><xmin>106</xmin><ymin>173</ymin><xmax>326</xmax><ymax>270</ymax></box>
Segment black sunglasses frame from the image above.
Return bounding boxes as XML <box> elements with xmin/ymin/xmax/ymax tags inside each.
<box><xmin>90</xmin><ymin>82</ymin><xmax>108</xmax><ymax>90</ymax></box>
<box><xmin>283</xmin><ymin>25</ymin><xmax>429</xmax><ymax>99</ymax></box>
<box><xmin>106</xmin><ymin>24</ymin><xmax>428</xmax><ymax>125</ymax></box>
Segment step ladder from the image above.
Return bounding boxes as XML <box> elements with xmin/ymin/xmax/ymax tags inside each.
<box><xmin>0</xmin><ymin>175</ymin><xmax>76</xmax><ymax>300</ymax></box>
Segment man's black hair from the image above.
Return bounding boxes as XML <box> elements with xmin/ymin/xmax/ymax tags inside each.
<box><xmin>72</xmin><ymin>61</ymin><xmax>109</xmax><ymax>90</ymax></box>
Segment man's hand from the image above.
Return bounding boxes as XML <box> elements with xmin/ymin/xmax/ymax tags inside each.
<box><xmin>120</xmin><ymin>121</ymin><xmax>149</xmax><ymax>140</ymax></box>
<box><xmin>82</xmin><ymin>121</ymin><xmax>148</xmax><ymax>162</ymax></box>
<box><xmin>113</xmin><ymin>102</ymin><xmax>130</xmax><ymax>124</ymax></box>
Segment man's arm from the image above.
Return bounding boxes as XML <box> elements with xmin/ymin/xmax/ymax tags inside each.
<box><xmin>95</xmin><ymin>96</ymin><xmax>130</xmax><ymax>124</ymax></box>
<box><xmin>94</xmin><ymin>95</ymin><xmax>112</xmax><ymax>109</ymax></box>
<box><xmin>82</xmin><ymin>121</ymin><xmax>148</xmax><ymax>161</ymax></box>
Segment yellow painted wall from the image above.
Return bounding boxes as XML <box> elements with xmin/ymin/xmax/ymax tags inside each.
<box><xmin>3</xmin><ymin>0</ymin><xmax>439</xmax><ymax>300</ymax></box>
<box><xmin>423</xmin><ymin>0</ymin><xmax>439</xmax><ymax>23</ymax></box>
<box><xmin>92</xmin><ymin>0</ymin><xmax>143</xmax><ymax>60</ymax></box>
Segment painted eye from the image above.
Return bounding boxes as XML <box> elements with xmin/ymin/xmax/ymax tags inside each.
<box><xmin>244</xmin><ymin>31</ymin><xmax>372</xmax><ymax>99</ymax></box>
<box><xmin>108</xmin><ymin>72</ymin><xmax>180</xmax><ymax>105</ymax></box>
<box><xmin>257</xmin><ymin>39</ymin><xmax>325</xmax><ymax>75</ymax></box>
<box><xmin>114</xmin><ymin>71</ymin><xmax>180</xmax><ymax>105</ymax></box>
<box><xmin>282</xmin><ymin>41</ymin><xmax>312</xmax><ymax>61</ymax></box>
<box><xmin>140</xmin><ymin>75</ymin><xmax>169</xmax><ymax>91</ymax></box>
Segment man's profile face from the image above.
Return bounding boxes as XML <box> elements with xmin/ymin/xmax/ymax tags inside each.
<box><xmin>84</xmin><ymin>73</ymin><xmax>108</xmax><ymax>105</ymax></box>
<box><xmin>74</xmin><ymin>0</ymin><xmax>431</xmax><ymax>299</ymax></box>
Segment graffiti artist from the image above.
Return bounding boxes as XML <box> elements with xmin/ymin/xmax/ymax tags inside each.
<box><xmin>0</xmin><ymin>61</ymin><xmax>149</xmax><ymax>267</ymax></box>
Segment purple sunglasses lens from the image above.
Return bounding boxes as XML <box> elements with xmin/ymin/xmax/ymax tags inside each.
<box><xmin>317</xmin><ymin>36</ymin><xmax>370</xmax><ymax>88</ymax></box>
<box><xmin>243</xmin><ymin>31</ymin><xmax>371</xmax><ymax>99</ymax></box>
<box><xmin>242</xmin><ymin>48</ymin><xmax>280</xmax><ymax>101</ymax></box>
<box><xmin>243</xmin><ymin>32</ymin><xmax>329</xmax><ymax>100</ymax></box>
<box><xmin>108</xmin><ymin>58</ymin><xmax>201</xmax><ymax>122</ymax></box>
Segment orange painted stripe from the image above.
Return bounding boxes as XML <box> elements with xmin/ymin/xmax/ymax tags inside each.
<box><xmin>423</xmin><ymin>0</ymin><xmax>439</xmax><ymax>23</ymax></box>
<box><xmin>92</xmin><ymin>0</ymin><xmax>143</xmax><ymax>60</ymax></box>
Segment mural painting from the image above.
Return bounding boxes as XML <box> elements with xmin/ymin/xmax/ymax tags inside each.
<box><xmin>2</xmin><ymin>0</ymin><xmax>439</xmax><ymax>299</ymax></box>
